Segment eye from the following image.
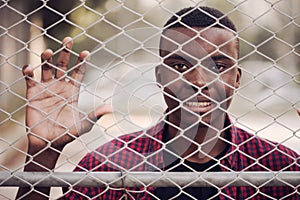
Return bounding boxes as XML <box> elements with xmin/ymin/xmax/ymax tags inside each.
<box><xmin>173</xmin><ymin>63</ymin><xmax>188</xmax><ymax>72</ymax></box>
<box><xmin>210</xmin><ymin>63</ymin><xmax>226</xmax><ymax>72</ymax></box>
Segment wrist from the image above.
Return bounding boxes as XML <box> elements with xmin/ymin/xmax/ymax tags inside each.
<box><xmin>24</xmin><ymin>144</ymin><xmax>63</xmax><ymax>172</ymax></box>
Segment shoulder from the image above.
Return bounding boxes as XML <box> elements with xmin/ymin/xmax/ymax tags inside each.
<box><xmin>234</xmin><ymin>126</ymin><xmax>298</xmax><ymax>156</ymax></box>
<box><xmin>74</xmin><ymin>122</ymin><xmax>165</xmax><ymax>171</ymax></box>
<box><xmin>233</xmin><ymin>126</ymin><xmax>299</xmax><ymax>170</ymax></box>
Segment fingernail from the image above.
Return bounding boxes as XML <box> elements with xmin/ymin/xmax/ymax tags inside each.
<box><xmin>63</xmin><ymin>37</ymin><xmax>73</xmax><ymax>50</ymax></box>
<box><xmin>22</xmin><ymin>64</ymin><xmax>32</xmax><ymax>71</ymax></box>
<box><xmin>79</xmin><ymin>51</ymin><xmax>90</xmax><ymax>62</ymax></box>
<box><xmin>42</xmin><ymin>49</ymin><xmax>53</xmax><ymax>60</ymax></box>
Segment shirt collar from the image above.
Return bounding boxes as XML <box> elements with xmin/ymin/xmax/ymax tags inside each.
<box><xmin>219</xmin><ymin>116</ymin><xmax>238</xmax><ymax>171</ymax></box>
<box><xmin>144</xmin><ymin>119</ymin><xmax>165</xmax><ymax>170</ymax></box>
<box><xmin>151</xmin><ymin>113</ymin><xmax>241</xmax><ymax>171</ymax></box>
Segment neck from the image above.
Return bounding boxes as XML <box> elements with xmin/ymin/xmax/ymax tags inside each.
<box><xmin>166</xmin><ymin>113</ymin><xmax>228</xmax><ymax>164</ymax></box>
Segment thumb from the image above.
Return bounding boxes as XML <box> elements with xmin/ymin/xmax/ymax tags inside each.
<box><xmin>79</xmin><ymin>105</ymin><xmax>113</xmax><ymax>135</ymax></box>
<box><xmin>88</xmin><ymin>104</ymin><xmax>114</xmax><ymax>122</ymax></box>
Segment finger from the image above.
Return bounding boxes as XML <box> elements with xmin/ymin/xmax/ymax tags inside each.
<box><xmin>22</xmin><ymin>65</ymin><xmax>35</xmax><ymax>88</ymax></box>
<box><xmin>70</xmin><ymin>50</ymin><xmax>90</xmax><ymax>87</ymax></box>
<box><xmin>79</xmin><ymin>105</ymin><xmax>114</xmax><ymax>135</ymax></box>
<box><xmin>41</xmin><ymin>49</ymin><xmax>54</xmax><ymax>82</ymax></box>
<box><xmin>55</xmin><ymin>37</ymin><xmax>73</xmax><ymax>79</ymax></box>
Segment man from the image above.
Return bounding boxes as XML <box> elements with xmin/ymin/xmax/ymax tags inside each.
<box><xmin>17</xmin><ymin>6</ymin><xmax>299</xmax><ymax>200</ymax></box>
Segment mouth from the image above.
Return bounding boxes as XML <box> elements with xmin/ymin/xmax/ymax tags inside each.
<box><xmin>183</xmin><ymin>101</ymin><xmax>213</xmax><ymax>113</ymax></box>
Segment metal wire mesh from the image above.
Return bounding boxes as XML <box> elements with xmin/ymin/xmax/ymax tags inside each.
<box><xmin>0</xmin><ymin>0</ymin><xmax>299</xmax><ymax>199</ymax></box>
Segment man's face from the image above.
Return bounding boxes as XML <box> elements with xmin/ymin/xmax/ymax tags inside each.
<box><xmin>157</xmin><ymin>27</ymin><xmax>241</xmax><ymax>127</ymax></box>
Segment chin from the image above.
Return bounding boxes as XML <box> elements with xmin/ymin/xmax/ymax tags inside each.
<box><xmin>182</xmin><ymin>108</ymin><xmax>226</xmax><ymax>128</ymax></box>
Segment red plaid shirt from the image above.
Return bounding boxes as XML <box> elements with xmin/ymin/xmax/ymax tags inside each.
<box><xmin>61</xmin><ymin>117</ymin><xmax>299</xmax><ymax>199</ymax></box>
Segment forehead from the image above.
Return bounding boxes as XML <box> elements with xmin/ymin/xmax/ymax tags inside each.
<box><xmin>160</xmin><ymin>27</ymin><xmax>238</xmax><ymax>59</ymax></box>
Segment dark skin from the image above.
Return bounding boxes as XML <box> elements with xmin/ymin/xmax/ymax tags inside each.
<box><xmin>17</xmin><ymin>37</ymin><xmax>112</xmax><ymax>199</ymax></box>
<box><xmin>17</xmin><ymin>30</ymin><xmax>300</xmax><ymax>199</ymax></box>
<box><xmin>157</xmin><ymin>27</ymin><xmax>241</xmax><ymax>163</ymax></box>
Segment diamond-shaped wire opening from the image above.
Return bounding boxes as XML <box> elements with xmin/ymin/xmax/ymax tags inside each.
<box><xmin>1</xmin><ymin>1</ymin><xmax>300</xmax><ymax>199</ymax></box>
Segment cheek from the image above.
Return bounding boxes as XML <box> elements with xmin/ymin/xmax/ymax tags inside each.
<box><xmin>163</xmin><ymin>79</ymin><xmax>186</xmax><ymax>102</ymax></box>
<box><xmin>220</xmin><ymin>75</ymin><xmax>237</xmax><ymax>98</ymax></box>
<box><xmin>158</xmin><ymin>68</ymin><xmax>177</xmax><ymax>85</ymax></box>
<box><xmin>159</xmin><ymin>71</ymin><xmax>193</xmax><ymax>105</ymax></box>
<box><xmin>210</xmin><ymin>73</ymin><xmax>237</xmax><ymax>101</ymax></box>
<box><xmin>159</xmin><ymin>68</ymin><xmax>183</xmax><ymax>92</ymax></box>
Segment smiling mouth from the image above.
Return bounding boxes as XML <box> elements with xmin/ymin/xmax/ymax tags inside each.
<box><xmin>183</xmin><ymin>101</ymin><xmax>213</xmax><ymax>113</ymax></box>
<box><xmin>185</xmin><ymin>101</ymin><xmax>212</xmax><ymax>107</ymax></box>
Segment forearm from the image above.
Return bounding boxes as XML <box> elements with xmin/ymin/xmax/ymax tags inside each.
<box><xmin>16</xmin><ymin>145</ymin><xmax>62</xmax><ymax>200</ymax></box>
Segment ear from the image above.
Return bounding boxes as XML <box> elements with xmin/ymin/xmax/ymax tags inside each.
<box><xmin>155</xmin><ymin>65</ymin><xmax>162</xmax><ymax>85</ymax></box>
<box><xmin>234</xmin><ymin>66</ymin><xmax>242</xmax><ymax>89</ymax></box>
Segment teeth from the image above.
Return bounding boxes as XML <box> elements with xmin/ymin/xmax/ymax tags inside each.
<box><xmin>185</xmin><ymin>101</ymin><xmax>211</xmax><ymax>107</ymax></box>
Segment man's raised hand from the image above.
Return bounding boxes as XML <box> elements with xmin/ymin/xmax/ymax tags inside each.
<box><xmin>23</xmin><ymin>37</ymin><xmax>111</xmax><ymax>150</ymax></box>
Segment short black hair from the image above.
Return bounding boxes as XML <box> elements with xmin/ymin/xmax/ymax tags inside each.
<box><xmin>161</xmin><ymin>6</ymin><xmax>239</xmax><ymax>57</ymax></box>
<box><xmin>163</xmin><ymin>6</ymin><xmax>237</xmax><ymax>32</ymax></box>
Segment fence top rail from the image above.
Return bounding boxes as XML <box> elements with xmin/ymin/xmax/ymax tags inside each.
<box><xmin>0</xmin><ymin>171</ymin><xmax>299</xmax><ymax>187</ymax></box>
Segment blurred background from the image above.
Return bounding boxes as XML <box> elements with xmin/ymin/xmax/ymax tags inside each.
<box><xmin>0</xmin><ymin>0</ymin><xmax>299</xmax><ymax>199</ymax></box>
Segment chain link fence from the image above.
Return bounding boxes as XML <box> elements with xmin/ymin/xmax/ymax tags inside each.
<box><xmin>0</xmin><ymin>0</ymin><xmax>299</xmax><ymax>199</ymax></box>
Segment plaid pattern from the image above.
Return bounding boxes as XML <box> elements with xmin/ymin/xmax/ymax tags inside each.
<box><xmin>61</xmin><ymin>116</ymin><xmax>299</xmax><ymax>199</ymax></box>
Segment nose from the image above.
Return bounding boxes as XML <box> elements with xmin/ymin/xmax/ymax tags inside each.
<box><xmin>184</xmin><ymin>67</ymin><xmax>208</xmax><ymax>91</ymax></box>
